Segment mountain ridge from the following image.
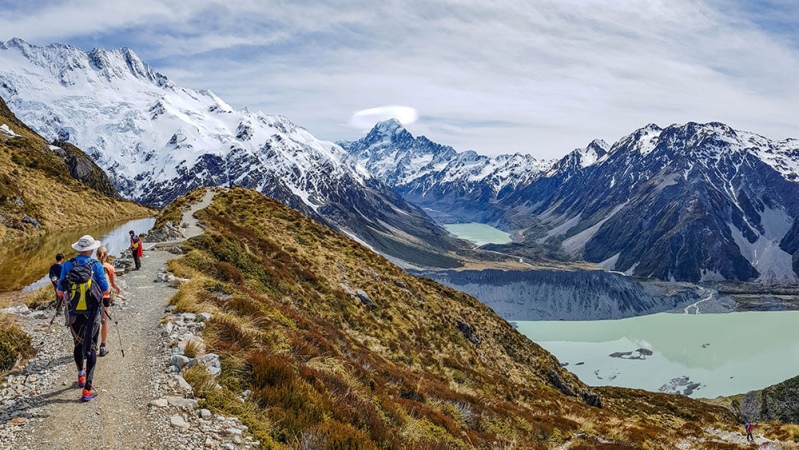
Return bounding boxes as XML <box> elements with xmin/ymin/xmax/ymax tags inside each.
<box><xmin>345</xmin><ymin>119</ymin><xmax>799</xmax><ymax>283</ymax></box>
<box><xmin>0</xmin><ymin>38</ymin><xmax>467</xmax><ymax>268</ymax></box>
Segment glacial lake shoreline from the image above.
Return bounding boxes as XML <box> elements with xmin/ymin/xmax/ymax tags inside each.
<box><xmin>515</xmin><ymin>310</ymin><xmax>799</xmax><ymax>399</ymax></box>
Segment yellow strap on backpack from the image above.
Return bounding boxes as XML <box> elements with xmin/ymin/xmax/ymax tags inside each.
<box><xmin>70</xmin><ymin>279</ymin><xmax>93</xmax><ymax>311</ymax></box>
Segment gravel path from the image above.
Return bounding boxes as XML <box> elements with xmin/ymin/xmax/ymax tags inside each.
<box><xmin>0</xmin><ymin>188</ymin><xmax>251</xmax><ymax>450</ymax></box>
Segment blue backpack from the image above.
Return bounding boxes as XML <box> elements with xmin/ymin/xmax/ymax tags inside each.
<box><xmin>64</xmin><ymin>258</ymin><xmax>103</xmax><ymax>314</ymax></box>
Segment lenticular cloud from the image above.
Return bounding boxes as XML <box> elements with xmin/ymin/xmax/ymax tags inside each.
<box><xmin>349</xmin><ymin>105</ymin><xmax>418</xmax><ymax>130</ymax></box>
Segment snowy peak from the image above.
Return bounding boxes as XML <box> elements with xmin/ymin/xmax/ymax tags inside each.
<box><xmin>342</xmin><ymin>121</ymin><xmax>551</xmax><ymax>192</ymax></box>
<box><xmin>370</xmin><ymin>118</ymin><xmax>406</xmax><ymax>137</ymax></box>
<box><xmin>1</xmin><ymin>38</ymin><xmax>170</xmax><ymax>89</ymax></box>
<box><xmin>0</xmin><ymin>39</ymin><xmax>469</xmax><ymax>268</ymax></box>
<box><xmin>502</xmin><ymin>120</ymin><xmax>799</xmax><ymax>283</ymax></box>
<box><xmin>603</xmin><ymin>121</ymin><xmax>799</xmax><ymax>182</ymax></box>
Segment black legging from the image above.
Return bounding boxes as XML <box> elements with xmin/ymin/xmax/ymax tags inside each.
<box><xmin>70</xmin><ymin>312</ymin><xmax>100</xmax><ymax>390</ymax></box>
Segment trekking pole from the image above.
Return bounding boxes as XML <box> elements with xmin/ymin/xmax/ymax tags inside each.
<box><xmin>104</xmin><ymin>308</ymin><xmax>125</xmax><ymax>357</ymax></box>
<box><xmin>22</xmin><ymin>297</ymin><xmax>63</xmax><ymax>384</ymax></box>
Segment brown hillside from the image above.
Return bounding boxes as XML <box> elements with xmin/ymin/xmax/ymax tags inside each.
<box><xmin>0</xmin><ymin>96</ymin><xmax>152</xmax><ymax>245</ymax></box>
<box><xmin>162</xmin><ymin>187</ymin><xmax>755</xmax><ymax>449</ymax></box>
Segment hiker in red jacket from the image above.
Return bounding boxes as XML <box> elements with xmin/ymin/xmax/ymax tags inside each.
<box><xmin>745</xmin><ymin>422</ymin><xmax>755</xmax><ymax>443</ymax></box>
<box><xmin>129</xmin><ymin>230</ymin><xmax>143</xmax><ymax>270</ymax></box>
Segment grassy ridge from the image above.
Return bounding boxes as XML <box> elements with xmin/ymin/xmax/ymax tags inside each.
<box><xmin>157</xmin><ymin>187</ymin><xmax>770</xmax><ymax>449</ymax></box>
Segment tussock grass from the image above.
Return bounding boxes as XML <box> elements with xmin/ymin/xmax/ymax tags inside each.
<box><xmin>25</xmin><ymin>286</ymin><xmax>55</xmax><ymax>310</ymax></box>
<box><xmin>161</xmin><ymin>187</ymin><xmax>790</xmax><ymax>449</ymax></box>
<box><xmin>0</xmin><ymin>315</ymin><xmax>34</xmax><ymax>372</ymax></box>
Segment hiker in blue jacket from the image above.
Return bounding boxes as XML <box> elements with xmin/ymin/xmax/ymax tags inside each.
<box><xmin>56</xmin><ymin>235</ymin><xmax>110</xmax><ymax>402</ymax></box>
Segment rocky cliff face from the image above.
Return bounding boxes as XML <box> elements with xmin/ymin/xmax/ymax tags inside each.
<box><xmin>503</xmin><ymin>123</ymin><xmax>799</xmax><ymax>284</ymax></box>
<box><xmin>780</xmin><ymin>217</ymin><xmax>799</xmax><ymax>277</ymax></box>
<box><xmin>414</xmin><ymin>269</ymin><xmax>698</xmax><ymax>320</ymax></box>
<box><xmin>51</xmin><ymin>141</ymin><xmax>120</xmax><ymax>198</ymax></box>
<box><xmin>740</xmin><ymin>375</ymin><xmax>799</xmax><ymax>423</ymax></box>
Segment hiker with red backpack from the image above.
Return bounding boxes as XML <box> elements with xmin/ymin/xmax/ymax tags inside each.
<box><xmin>56</xmin><ymin>235</ymin><xmax>110</xmax><ymax>402</ymax></box>
<box><xmin>129</xmin><ymin>230</ymin><xmax>143</xmax><ymax>270</ymax></box>
<box><xmin>745</xmin><ymin>422</ymin><xmax>756</xmax><ymax>443</ymax></box>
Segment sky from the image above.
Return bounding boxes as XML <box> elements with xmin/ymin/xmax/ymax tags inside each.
<box><xmin>1</xmin><ymin>0</ymin><xmax>798</xmax><ymax>159</ymax></box>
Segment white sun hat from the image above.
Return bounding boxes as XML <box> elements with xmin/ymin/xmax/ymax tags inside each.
<box><xmin>71</xmin><ymin>235</ymin><xmax>102</xmax><ymax>252</ymax></box>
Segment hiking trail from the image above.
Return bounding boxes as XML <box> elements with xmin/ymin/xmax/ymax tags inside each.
<box><xmin>0</xmin><ymin>188</ymin><xmax>255</xmax><ymax>449</ymax></box>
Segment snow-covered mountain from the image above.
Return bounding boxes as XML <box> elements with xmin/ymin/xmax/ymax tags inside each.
<box><xmin>503</xmin><ymin>122</ymin><xmax>799</xmax><ymax>283</ymax></box>
<box><xmin>343</xmin><ymin>119</ymin><xmax>799</xmax><ymax>284</ymax></box>
<box><xmin>340</xmin><ymin>119</ymin><xmax>552</xmax><ymax>225</ymax></box>
<box><xmin>0</xmin><ymin>38</ymin><xmax>466</xmax><ymax>266</ymax></box>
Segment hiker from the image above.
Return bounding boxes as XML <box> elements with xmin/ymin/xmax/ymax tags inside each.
<box><xmin>96</xmin><ymin>246</ymin><xmax>121</xmax><ymax>357</ymax></box>
<box><xmin>129</xmin><ymin>230</ymin><xmax>143</xmax><ymax>270</ymax></box>
<box><xmin>48</xmin><ymin>253</ymin><xmax>65</xmax><ymax>312</ymax></box>
<box><xmin>745</xmin><ymin>422</ymin><xmax>755</xmax><ymax>443</ymax></box>
<box><xmin>56</xmin><ymin>235</ymin><xmax>110</xmax><ymax>402</ymax></box>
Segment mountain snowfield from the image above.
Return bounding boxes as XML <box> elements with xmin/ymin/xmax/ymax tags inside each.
<box><xmin>340</xmin><ymin>119</ymin><xmax>553</xmax><ymax>224</ymax></box>
<box><xmin>0</xmin><ymin>38</ymin><xmax>360</xmax><ymax>205</ymax></box>
<box><xmin>0</xmin><ymin>38</ymin><xmax>466</xmax><ymax>265</ymax></box>
<box><xmin>510</xmin><ymin>121</ymin><xmax>799</xmax><ymax>284</ymax></box>
<box><xmin>346</xmin><ymin>120</ymin><xmax>799</xmax><ymax>284</ymax></box>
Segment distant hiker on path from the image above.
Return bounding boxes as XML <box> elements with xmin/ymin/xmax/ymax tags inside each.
<box><xmin>48</xmin><ymin>253</ymin><xmax>65</xmax><ymax>312</ymax></box>
<box><xmin>129</xmin><ymin>230</ymin><xmax>143</xmax><ymax>270</ymax></box>
<box><xmin>56</xmin><ymin>235</ymin><xmax>110</xmax><ymax>402</ymax></box>
<box><xmin>96</xmin><ymin>246</ymin><xmax>121</xmax><ymax>357</ymax></box>
<box><xmin>745</xmin><ymin>422</ymin><xmax>755</xmax><ymax>443</ymax></box>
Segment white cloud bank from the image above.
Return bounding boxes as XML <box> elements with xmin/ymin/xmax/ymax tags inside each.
<box><xmin>1</xmin><ymin>1</ymin><xmax>799</xmax><ymax>158</ymax></box>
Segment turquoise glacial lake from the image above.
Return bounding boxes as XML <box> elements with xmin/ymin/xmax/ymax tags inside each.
<box><xmin>444</xmin><ymin>223</ymin><xmax>512</xmax><ymax>246</ymax></box>
<box><xmin>516</xmin><ymin>311</ymin><xmax>799</xmax><ymax>398</ymax></box>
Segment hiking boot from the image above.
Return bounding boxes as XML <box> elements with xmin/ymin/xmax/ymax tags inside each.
<box><xmin>81</xmin><ymin>386</ymin><xmax>98</xmax><ymax>402</ymax></box>
<box><xmin>99</xmin><ymin>344</ymin><xmax>108</xmax><ymax>357</ymax></box>
<box><xmin>78</xmin><ymin>369</ymin><xmax>86</xmax><ymax>388</ymax></box>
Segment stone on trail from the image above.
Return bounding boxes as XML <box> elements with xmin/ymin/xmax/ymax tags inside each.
<box><xmin>2</xmin><ymin>305</ymin><xmax>30</xmax><ymax>316</ymax></box>
<box><xmin>170</xmin><ymin>414</ymin><xmax>190</xmax><ymax>430</ymax></box>
<box><xmin>198</xmin><ymin>353</ymin><xmax>222</xmax><ymax>377</ymax></box>
<box><xmin>171</xmin><ymin>355</ymin><xmax>191</xmax><ymax>370</ymax></box>
<box><xmin>166</xmin><ymin>396</ymin><xmax>199</xmax><ymax>410</ymax></box>
<box><xmin>166</xmin><ymin>274</ymin><xmax>190</xmax><ymax>288</ymax></box>
<box><xmin>200</xmin><ymin>409</ymin><xmax>212</xmax><ymax>420</ymax></box>
<box><xmin>176</xmin><ymin>375</ymin><xmax>193</xmax><ymax>393</ymax></box>
<box><xmin>149</xmin><ymin>398</ymin><xmax>169</xmax><ymax>408</ymax></box>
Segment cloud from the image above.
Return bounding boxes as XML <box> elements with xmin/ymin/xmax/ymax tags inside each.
<box><xmin>2</xmin><ymin>1</ymin><xmax>799</xmax><ymax>158</ymax></box>
<box><xmin>349</xmin><ymin>106</ymin><xmax>418</xmax><ymax>130</ymax></box>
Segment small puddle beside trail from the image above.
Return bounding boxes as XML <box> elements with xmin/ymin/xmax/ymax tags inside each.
<box><xmin>0</xmin><ymin>217</ymin><xmax>156</xmax><ymax>292</ymax></box>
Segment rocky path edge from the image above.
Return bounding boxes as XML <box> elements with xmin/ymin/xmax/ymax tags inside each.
<box><xmin>0</xmin><ymin>188</ymin><xmax>257</xmax><ymax>449</ymax></box>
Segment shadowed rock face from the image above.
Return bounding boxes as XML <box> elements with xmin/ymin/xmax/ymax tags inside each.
<box><xmin>740</xmin><ymin>375</ymin><xmax>799</xmax><ymax>423</ymax></box>
<box><xmin>780</xmin><ymin>217</ymin><xmax>799</xmax><ymax>277</ymax></box>
<box><xmin>502</xmin><ymin>123</ymin><xmax>799</xmax><ymax>284</ymax></box>
<box><xmin>413</xmin><ymin>269</ymin><xmax>695</xmax><ymax>321</ymax></box>
<box><xmin>52</xmin><ymin>141</ymin><xmax>120</xmax><ymax>198</ymax></box>
<box><xmin>344</xmin><ymin>119</ymin><xmax>799</xmax><ymax>284</ymax></box>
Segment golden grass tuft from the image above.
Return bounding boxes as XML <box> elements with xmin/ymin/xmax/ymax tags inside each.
<box><xmin>0</xmin><ymin>315</ymin><xmax>34</xmax><ymax>372</ymax></box>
